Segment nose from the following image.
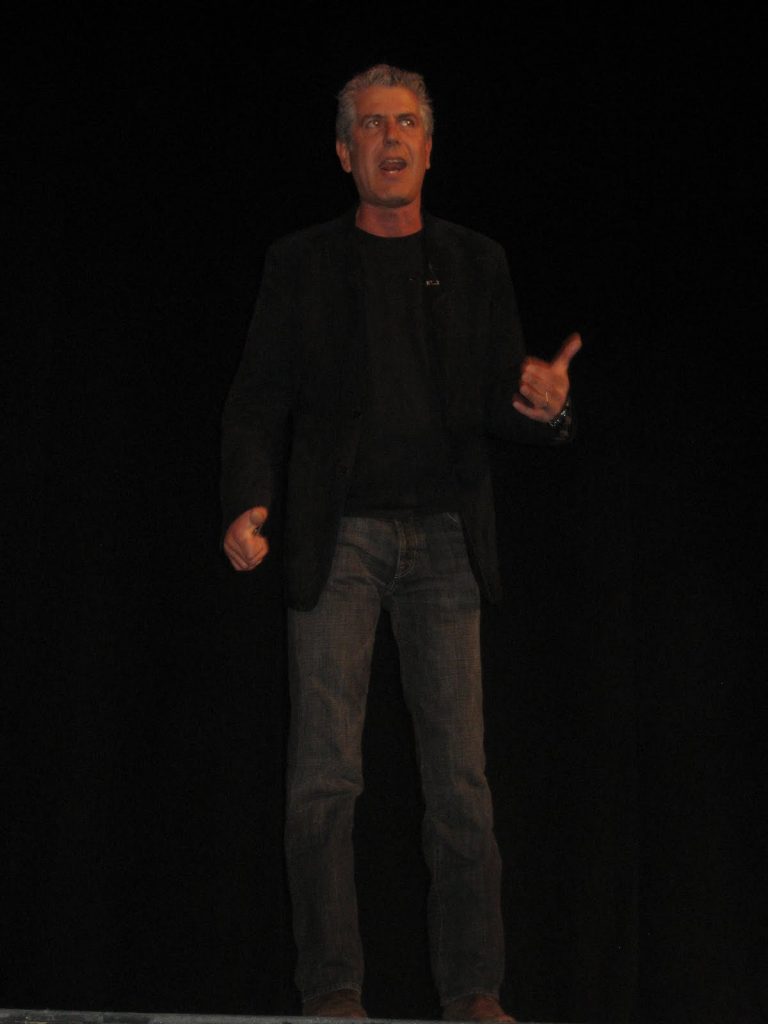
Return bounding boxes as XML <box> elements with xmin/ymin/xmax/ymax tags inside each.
<box><xmin>384</xmin><ymin>117</ymin><xmax>403</xmax><ymax>145</ymax></box>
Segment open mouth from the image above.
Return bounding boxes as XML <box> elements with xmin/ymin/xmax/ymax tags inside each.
<box><xmin>379</xmin><ymin>158</ymin><xmax>407</xmax><ymax>173</ymax></box>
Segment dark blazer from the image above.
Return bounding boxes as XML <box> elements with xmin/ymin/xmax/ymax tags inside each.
<box><xmin>221</xmin><ymin>210</ymin><xmax>565</xmax><ymax>610</ymax></box>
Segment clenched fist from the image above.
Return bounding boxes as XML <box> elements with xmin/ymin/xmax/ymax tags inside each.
<box><xmin>223</xmin><ymin>506</ymin><xmax>269</xmax><ymax>572</ymax></box>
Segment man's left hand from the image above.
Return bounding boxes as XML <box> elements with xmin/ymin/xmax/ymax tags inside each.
<box><xmin>512</xmin><ymin>332</ymin><xmax>582</xmax><ymax>422</ymax></box>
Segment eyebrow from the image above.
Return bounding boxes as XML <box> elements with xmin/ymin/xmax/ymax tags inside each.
<box><xmin>360</xmin><ymin>111</ymin><xmax>419</xmax><ymax>121</ymax></box>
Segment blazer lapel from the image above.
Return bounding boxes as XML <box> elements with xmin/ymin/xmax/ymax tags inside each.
<box><xmin>320</xmin><ymin>213</ymin><xmax>368</xmax><ymax>410</ymax></box>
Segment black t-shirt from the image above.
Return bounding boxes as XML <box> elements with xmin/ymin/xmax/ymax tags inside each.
<box><xmin>344</xmin><ymin>229</ymin><xmax>455</xmax><ymax>515</ymax></box>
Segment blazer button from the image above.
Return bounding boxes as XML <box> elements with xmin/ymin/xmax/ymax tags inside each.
<box><xmin>336</xmin><ymin>462</ymin><xmax>348</xmax><ymax>478</ymax></box>
<box><xmin>352</xmin><ymin>408</ymin><xmax>362</xmax><ymax>419</ymax></box>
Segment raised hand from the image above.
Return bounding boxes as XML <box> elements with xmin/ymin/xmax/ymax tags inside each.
<box><xmin>513</xmin><ymin>332</ymin><xmax>582</xmax><ymax>422</ymax></box>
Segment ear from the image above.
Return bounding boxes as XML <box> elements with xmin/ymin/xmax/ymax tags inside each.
<box><xmin>425</xmin><ymin>138</ymin><xmax>432</xmax><ymax>170</ymax></box>
<box><xmin>336</xmin><ymin>139</ymin><xmax>352</xmax><ymax>173</ymax></box>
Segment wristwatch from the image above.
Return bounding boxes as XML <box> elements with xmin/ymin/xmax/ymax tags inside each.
<box><xmin>548</xmin><ymin>395</ymin><xmax>572</xmax><ymax>431</ymax></box>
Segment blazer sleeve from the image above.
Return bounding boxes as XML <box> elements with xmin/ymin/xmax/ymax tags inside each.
<box><xmin>220</xmin><ymin>243</ymin><xmax>296</xmax><ymax>531</ymax></box>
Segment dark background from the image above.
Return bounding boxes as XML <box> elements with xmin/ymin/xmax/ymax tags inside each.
<box><xmin>4</xmin><ymin>5</ymin><xmax>765</xmax><ymax>1023</ymax></box>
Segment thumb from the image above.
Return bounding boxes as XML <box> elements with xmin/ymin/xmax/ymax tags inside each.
<box><xmin>553</xmin><ymin>332</ymin><xmax>582</xmax><ymax>368</ymax></box>
<box><xmin>249</xmin><ymin>506</ymin><xmax>269</xmax><ymax>528</ymax></box>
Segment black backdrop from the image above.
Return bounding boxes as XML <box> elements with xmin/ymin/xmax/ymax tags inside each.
<box><xmin>4</xmin><ymin>5</ymin><xmax>765</xmax><ymax>1023</ymax></box>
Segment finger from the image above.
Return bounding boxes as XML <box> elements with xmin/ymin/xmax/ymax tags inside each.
<box><xmin>520</xmin><ymin>357</ymin><xmax>567</xmax><ymax>387</ymax></box>
<box><xmin>233</xmin><ymin>558</ymin><xmax>259</xmax><ymax>572</ymax></box>
<box><xmin>249</xmin><ymin>506</ymin><xmax>269</xmax><ymax>529</ymax></box>
<box><xmin>552</xmin><ymin>332</ymin><xmax>582</xmax><ymax>368</ymax></box>
<box><xmin>229</xmin><ymin>533</ymin><xmax>269</xmax><ymax>565</ymax></box>
<box><xmin>225</xmin><ymin>547</ymin><xmax>251</xmax><ymax>571</ymax></box>
<box><xmin>519</xmin><ymin>364</ymin><xmax>549</xmax><ymax>387</ymax></box>
<box><xmin>520</xmin><ymin>371</ymin><xmax>562</xmax><ymax>405</ymax></box>
<box><xmin>242</xmin><ymin>536</ymin><xmax>269</xmax><ymax>562</ymax></box>
<box><xmin>518</xmin><ymin>380</ymin><xmax>556</xmax><ymax>409</ymax></box>
<box><xmin>512</xmin><ymin>396</ymin><xmax>551</xmax><ymax>422</ymax></box>
<box><xmin>226</xmin><ymin>543</ymin><xmax>268</xmax><ymax>571</ymax></box>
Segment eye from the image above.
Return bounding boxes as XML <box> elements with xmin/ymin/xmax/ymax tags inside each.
<box><xmin>363</xmin><ymin>117</ymin><xmax>381</xmax><ymax>129</ymax></box>
<box><xmin>400</xmin><ymin>116</ymin><xmax>417</xmax><ymax>127</ymax></box>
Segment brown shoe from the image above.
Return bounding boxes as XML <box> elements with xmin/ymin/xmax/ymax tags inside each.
<box><xmin>442</xmin><ymin>994</ymin><xmax>516</xmax><ymax>1022</ymax></box>
<box><xmin>303</xmin><ymin>988</ymin><xmax>368</xmax><ymax>1019</ymax></box>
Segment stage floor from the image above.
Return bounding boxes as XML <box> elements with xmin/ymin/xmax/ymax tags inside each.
<box><xmin>0</xmin><ymin>1012</ymin><xmax>558</xmax><ymax>1024</ymax></box>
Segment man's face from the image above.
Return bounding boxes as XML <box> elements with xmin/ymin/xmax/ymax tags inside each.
<box><xmin>336</xmin><ymin>85</ymin><xmax>432</xmax><ymax>211</ymax></box>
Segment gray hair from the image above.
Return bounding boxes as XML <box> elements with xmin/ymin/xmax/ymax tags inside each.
<box><xmin>335</xmin><ymin>64</ymin><xmax>434</xmax><ymax>145</ymax></box>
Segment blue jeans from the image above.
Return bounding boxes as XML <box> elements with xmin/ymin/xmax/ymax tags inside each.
<box><xmin>285</xmin><ymin>513</ymin><xmax>504</xmax><ymax>1004</ymax></box>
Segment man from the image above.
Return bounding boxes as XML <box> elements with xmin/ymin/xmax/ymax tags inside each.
<box><xmin>221</xmin><ymin>64</ymin><xmax>581</xmax><ymax>1021</ymax></box>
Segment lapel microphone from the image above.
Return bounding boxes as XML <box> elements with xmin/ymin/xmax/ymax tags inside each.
<box><xmin>425</xmin><ymin>260</ymin><xmax>440</xmax><ymax>287</ymax></box>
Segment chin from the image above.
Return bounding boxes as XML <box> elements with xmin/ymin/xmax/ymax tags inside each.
<box><xmin>376</xmin><ymin>195</ymin><xmax>412</xmax><ymax>208</ymax></box>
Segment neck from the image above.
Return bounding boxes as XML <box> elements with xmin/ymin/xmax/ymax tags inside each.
<box><xmin>355</xmin><ymin>200</ymin><xmax>423</xmax><ymax>237</ymax></box>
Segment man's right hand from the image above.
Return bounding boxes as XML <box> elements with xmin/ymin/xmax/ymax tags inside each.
<box><xmin>223</xmin><ymin>506</ymin><xmax>269</xmax><ymax>571</ymax></box>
